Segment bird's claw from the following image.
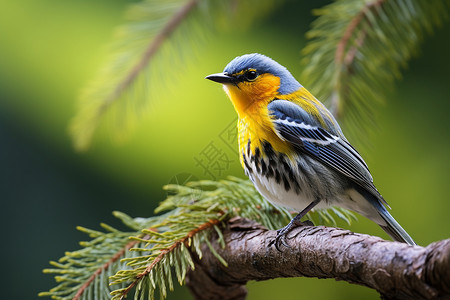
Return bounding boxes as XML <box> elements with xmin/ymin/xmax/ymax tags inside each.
<box><xmin>269</xmin><ymin>219</ymin><xmax>314</xmax><ymax>252</ymax></box>
<box><xmin>274</xmin><ymin>227</ymin><xmax>290</xmax><ymax>251</ymax></box>
<box><xmin>301</xmin><ymin>220</ymin><xmax>314</xmax><ymax>226</ymax></box>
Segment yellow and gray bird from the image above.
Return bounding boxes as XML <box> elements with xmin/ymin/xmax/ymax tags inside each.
<box><xmin>206</xmin><ymin>53</ymin><xmax>415</xmax><ymax>247</ymax></box>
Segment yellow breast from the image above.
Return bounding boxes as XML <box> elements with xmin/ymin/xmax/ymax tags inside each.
<box><xmin>236</xmin><ymin>115</ymin><xmax>293</xmax><ymax>167</ymax></box>
<box><xmin>223</xmin><ymin>73</ymin><xmax>333</xmax><ymax>168</ymax></box>
<box><xmin>222</xmin><ymin>73</ymin><xmax>294</xmax><ymax>164</ymax></box>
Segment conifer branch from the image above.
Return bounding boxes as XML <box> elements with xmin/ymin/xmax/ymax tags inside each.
<box><xmin>98</xmin><ymin>0</ymin><xmax>198</xmax><ymax>118</ymax></box>
<box><xmin>73</xmin><ymin>238</ymin><xmax>143</xmax><ymax>300</ymax></box>
<box><xmin>41</xmin><ymin>178</ymin><xmax>356</xmax><ymax>300</ymax></box>
<box><xmin>70</xmin><ymin>0</ymin><xmax>282</xmax><ymax>151</ymax></box>
<box><xmin>335</xmin><ymin>0</ymin><xmax>382</xmax><ymax>64</ymax></box>
<box><xmin>301</xmin><ymin>0</ymin><xmax>450</xmax><ymax>142</ymax></box>
<box><xmin>117</xmin><ymin>219</ymin><xmax>221</xmax><ymax>300</ymax></box>
<box><xmin>332</xmin><ymin>0</ymin><xmax>383</xmax><ymax>117</ymax></box>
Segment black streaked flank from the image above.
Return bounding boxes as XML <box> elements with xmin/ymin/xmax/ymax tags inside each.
<box><xmin>254</xmin><ymin>162</ymin><xmax>260</xmax><ymax>173</ymax></box>
<box><xmin>247</xmin><ymin>139</ymin><xmax>251</xmax><ymax>157</ymax></box>
<box><xmin>279</xmin><ymin>153</ymin><xmax>293</xmax><ymax>175</ymax></box>
<box><xmin>263</xmin><ymin>142</ymin><xmax>278</xmax><ymax>175</ymax></box>
<box><xmin>268</xmin><ymin>157</ymin><xmax>277</xmax><ymax>174</ymax></box>
<box><xmin>266</xmin><ymin>165</ymin><xmax>274</xmax><ymax>178</ymax></box>
<box><xmin>282</xmin><ymin>174</ymin><xmax>290</xmax><ymax>192</ymax></box>
<box><xmin>242</xmin><ymin>152</ymin><xmax>252</xmax><ymax>174</ymax></box>
<box><xmin>279</xmin><ymin>153</ymin><xmax>297</xmax><ymax>188</ymax></box>
<box><xmin>260</xmin><ymin>159</ymin><xmax>267</xmax><ymax>175</ymax></box>
<box><xmin>262</xmin><ymin>141</ymin><xmax>275</xmax><ymax>159</ymax></box>
<box><xmin>275</xmin><ymin>169</ymin><xmax>281</xmax><ymax>184</ymax></box>
<box><xmin>254</xmin><ymin>147</ymin><xmax>261</xmax><ymax>160</ymax></box>
<box><xmin>289</xmin><ymin>170</ymin><xmax>300</xmax><ymax>193</ymax></box>
<box><xmin>251</xmin><ymin>147</ymin><xmax>261</xmax><ymax>173</ymax></box>
<box><xmin>278</xmin><ymin>153</ymin><xmax>288</xmax><ymax>169</ymax></box>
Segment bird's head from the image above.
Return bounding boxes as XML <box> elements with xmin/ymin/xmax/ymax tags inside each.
<box><xmin>206</xmin><ymin>53</ymin><xmax>301</xmax><ymax>117</ymax></box>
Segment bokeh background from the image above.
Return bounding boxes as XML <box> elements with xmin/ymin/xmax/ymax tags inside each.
<box><xmin>1</xmin><ymin>0</ymin><xmax>449</xmax><ymax>299</ymax></box>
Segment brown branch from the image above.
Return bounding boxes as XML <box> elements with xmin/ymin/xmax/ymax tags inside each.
<box><xmin>186</xmin><ymin>217</ymin><xmax>450</xmax><ymax>300</ymax></box>
<box><xmin>331</xmin><ymin>0</ymin><xmax>384</xmax><ymax>117</ymax></box>
<box><xmin>335</xmin><ymin>0</ymin><xmax>384</xmax><ymax>64</ymax></box>
<box><xmin>97</xmin><ymin>0</ymin><xmax>199</xmax><ymax>116</ymax></box>
<box><xmin>119</xmin><ymin>218</ymin><xmax>221</xmax><ymax>299</ymax></box>
<box><xmin>344</xmin><ymin>29</ymin><xmax>367</xmax><ymax>68</ymax></box>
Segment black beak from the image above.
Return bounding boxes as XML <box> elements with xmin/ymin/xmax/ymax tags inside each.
<box><xmin>205</xmin><ymin>73</ymin><xmax>236</xmax><ymax>84</ymax></box>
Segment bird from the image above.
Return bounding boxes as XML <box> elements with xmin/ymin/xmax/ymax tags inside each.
<box><xmin>205</xmin><ymin>53</ymin><xmax>416</xmax><ymax>247</ymax></box>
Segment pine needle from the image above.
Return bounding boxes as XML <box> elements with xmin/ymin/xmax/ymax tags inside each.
<box><xmin>300</xmin><ymin>0</ymin><xmax>450</xmax><ymax>144</ymax></box>
<box><xmin>69</xmin><ymin>0</ymin><xmax>283</xmax><ymax>151</ymax></box>
<box><xmin>41</xmin><ymin>177</ymin><xmax>355</xmax><ymax>300</ymax></box>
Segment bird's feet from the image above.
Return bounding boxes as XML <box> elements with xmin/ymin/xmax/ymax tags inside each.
<box><xmin>269</xmin><ymin>219</ymin><xmax>314</xmax><ymax>252</ymax></box>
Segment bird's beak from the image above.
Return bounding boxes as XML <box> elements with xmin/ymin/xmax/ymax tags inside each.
<box><xmin>205</xmin><ymin>73</ymin><xmax>236</xmax><ymax>84</ymax></box>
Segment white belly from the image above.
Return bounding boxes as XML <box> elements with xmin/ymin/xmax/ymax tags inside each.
<box><xmin>251</xmin><ymin>173</ymin><xmax>330</xmax><ymax>211</ymax></box>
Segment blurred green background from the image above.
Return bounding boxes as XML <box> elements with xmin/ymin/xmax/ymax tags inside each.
<box><xmin>1</xmin><ymin>0</ymin><xmax>449</xmax><ymax>299</ymax></box>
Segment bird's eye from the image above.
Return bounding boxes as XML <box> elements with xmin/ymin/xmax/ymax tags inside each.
<box><xmin>245</xmin><ymin>70</ymin><xmax>258</xmax><ymax>81</ymax></box>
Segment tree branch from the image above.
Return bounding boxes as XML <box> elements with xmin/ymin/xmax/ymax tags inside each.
<box><xmin>186</xmin><ymin>217</ymin><xmax>450</xmax><ymax>300</ymax></box>
<box><xmin>98</xmin><ymin>0</ymin><xmax>199</xmax><ymax>116</ymax></box>
<box><xmin>73</xmin><ymin>238</ymin><xmax>140</xmax><ymax>300</ymax></box>
<box><xmin>330</xmin><ymin>0</ymin><xmax>384</xmax><ymax>117</ymax></box>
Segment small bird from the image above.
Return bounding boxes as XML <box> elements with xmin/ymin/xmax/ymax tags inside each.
<box><xmin>206</xmin><ymin>53</ymin><xmax>416</xmax><ymax>247</ymax></box>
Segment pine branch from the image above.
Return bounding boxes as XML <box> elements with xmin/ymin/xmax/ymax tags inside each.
<box><xmin>73</xmin><ymin>235</ymin><xmax>148</xmax><ymax>300</ymax></box>
<box><xmin>186</xmin><ymin>217</ymin><xmax>450</xmax><ymax>300</ymax></box>
<box><xmin>114</xmin><ymin>219</ymin><xmax>221</xmax><ymax>300</ymax></box>
<box><xmin>300</xmin><ymin>0</ymin><xmax>450</xmax><ymax>142</ymax></box>
<box><xmin>107</xmin><ymin>177</ymin><xmax>354</xmax><ymax>299</ymax></box>
<box><xmin>70</xmin><ymin>0</ymin><xmax>200</xmax><ymax>151</ymax></box>
<box><xmin>69</xmin><ymin>0</ymin><xmax>282</xmax><ymax>151</ymax></box>
<box><xmin>41</xmin><ymin>177</ymin><xmax>356</xmax><ymax>300</ymax></box>
<box><xmin>95</xmin><ymin>0</ymin><xmax>198</xmax><ymax>119</ymax></box>
<box><xmin>39</xmin><ymin>224</ymin><xmax>141</xmax><ymax>300</ymax></box>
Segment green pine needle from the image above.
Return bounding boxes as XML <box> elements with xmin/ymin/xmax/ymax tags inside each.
<box><xmin>300</xmin><ymin>0</ymin><xmax>450</xmax><ymax>144</ymax></box>
<box><xmin>41</xmin><ymin>177</ymin><xmax>356</xmax><ymax>300</ymax></box>
<box><xmin>69</xmin><ymin>0</ymin><xmax>282</xmax><ymax>151</ymax></box>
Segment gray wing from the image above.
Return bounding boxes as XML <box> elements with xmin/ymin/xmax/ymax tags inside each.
<box><xmin>268</xmin><ymin>100</ymin><xmax>385</xmax><ymax>203</ymax></box>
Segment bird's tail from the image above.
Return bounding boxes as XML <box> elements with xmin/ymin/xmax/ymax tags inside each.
<box><xmin>377</xmin><ymin>205</ymin><xmax>416</xmax><ymax>246</ymax></box>
<box><xmin>353</xmin><ymin>185</ymin><xmax>416</xmax><ymax>245</ymax></box>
